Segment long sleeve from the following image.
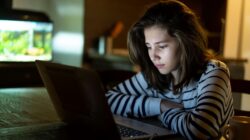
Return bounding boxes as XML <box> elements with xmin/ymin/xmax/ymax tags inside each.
<box><xmin>106</xmin><ymin>60</ymin><xmax>234</xmax><ymax>140</ymax></box>
<box><xmin>160</xmin><ymin>60</ymin><xmax>234</xmax><ymax>139</ymax></box>
<box><xmin>106</xmin><ymin>72</ymin><xmax>162</xmax><ymax>117</ymax></box>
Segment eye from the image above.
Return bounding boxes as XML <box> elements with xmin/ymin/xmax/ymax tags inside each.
<box><xmin>159</xmin><ymin>45</ymin><xmax>167</xmax><ymax>49</ymax></box>
<box><xmin>146</xmin><ymin>44</ymin><xmax>151</xmax><ymax>50</ymax></box>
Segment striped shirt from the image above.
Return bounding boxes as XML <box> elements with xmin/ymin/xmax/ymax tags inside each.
<box><xmin>106</xmin><ymin>59</ymin><xmax>234</xmax><ymax>139</ymax></box>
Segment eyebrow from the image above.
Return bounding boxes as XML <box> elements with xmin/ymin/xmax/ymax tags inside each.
<box><xmin>145</xmin><ymin>40</ymin><xmax>168</xmax><ymax>45</ymax></box>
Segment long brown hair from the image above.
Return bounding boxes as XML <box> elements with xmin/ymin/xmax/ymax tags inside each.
<box><xmin>127</xmin><ymin>0</ymin><xmax>214</xmax><ymax>93</ymax></box>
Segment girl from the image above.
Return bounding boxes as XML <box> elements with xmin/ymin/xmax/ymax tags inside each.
<box><xmin>106</xmin><ymin>0</ymin><xmax>234</xmax><ymax>139</ymax></box>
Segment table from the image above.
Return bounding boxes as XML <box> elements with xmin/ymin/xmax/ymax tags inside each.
<box><xmin>0</xmin><ymin>87</ymin><xmax>59</xmax><ymax>127</ymax></box>
<box><xmin>0</xmin><ymin>87</ymin><xmax>184</xmax><ymax>140</ymax></box>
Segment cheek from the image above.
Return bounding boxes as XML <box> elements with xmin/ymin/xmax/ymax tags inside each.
<box><xmin>148</xmin><ymin>51</ymin><xmax>155</xmax><ymax>61</ymax></box>
<box><xmin>162</xmin><ymin>50</ymin><xmax>173</xmax><ymax>60</ymax></box>
<box><xmin>147</xmin><ymin>50</ymin><xmax>153</xmax><ymax>60</ymax></box>
<box><xmin>162</xmin><ymin>49</ymin><xmax>180</xmax><ymax>64</ymax></box>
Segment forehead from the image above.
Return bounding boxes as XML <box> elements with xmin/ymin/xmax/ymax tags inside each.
<box><xmin>144</xmin><ymin>25</ymin><xmax>174</xmax><ymax>42</ymax></box>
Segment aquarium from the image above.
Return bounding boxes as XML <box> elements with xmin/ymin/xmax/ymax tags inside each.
<box><xmin>0</xmin><ymin>19</ymin><xmax>53</xmax><ymax>62</ymax></box>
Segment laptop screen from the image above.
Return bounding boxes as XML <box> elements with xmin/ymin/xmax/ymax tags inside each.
<box><xmin>36</xmin><ymin>61</ymin><xmax>121</xmax><ymax>139</ymax></box>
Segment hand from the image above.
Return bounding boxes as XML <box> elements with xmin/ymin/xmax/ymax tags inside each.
<box><xmin>160</xmin><ymin>99</ymin><xmax>183</xmax><ymax>113</ymax></box>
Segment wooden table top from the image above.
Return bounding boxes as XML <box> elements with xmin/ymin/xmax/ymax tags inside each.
<box><xmin>0</xmin><ymin>87</ymin><xmax>184</xmax><ymax>140</ymax></box>
<box><xmin>0</xmin><ymin>87</ymin><xmax>59</xmax><ymax>128</ymax></box>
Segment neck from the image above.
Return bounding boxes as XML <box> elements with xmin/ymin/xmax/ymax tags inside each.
<box><xmin>171</xmin><ymin>69</ymin><xmax>180</xmax><ymax>85</ymax></box>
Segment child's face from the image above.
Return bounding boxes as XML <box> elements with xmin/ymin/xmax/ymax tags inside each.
<box><xmin>144</xmin><ymin>25</ymin><xmax>180</xmax><ymax>76</ymax></box>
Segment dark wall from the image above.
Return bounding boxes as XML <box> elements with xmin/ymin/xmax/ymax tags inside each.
<box><xmin>84</xmin><ymin>0</ymin><xmax>227</xmax><ymax>62</ymax></box>
<box><xmin>84</xmin><ymin>0</ymin><xmax>155</xmax><ymax>52</ymax></box>
<box><xmin>0</xmin><ymin>0</ymin><xmax>13</xmax><ymax>9</ymax></box>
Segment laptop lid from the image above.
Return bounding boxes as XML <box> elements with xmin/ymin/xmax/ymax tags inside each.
<box><xmin>35</xmin><ymin>60</ymin><xmax>121</xmax><ymax>140</ymax></box>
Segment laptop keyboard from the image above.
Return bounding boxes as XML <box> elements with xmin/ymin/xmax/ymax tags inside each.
<box><xmin>117</xmin><ymin>124</ymin><xmax>148</xmax><ymax>137</ymax></box>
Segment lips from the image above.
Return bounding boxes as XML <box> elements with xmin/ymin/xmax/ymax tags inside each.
<box><xmin>155</xmin><ymin>64</ymin><xmax>165</xmax><ymax>69</ymax></box>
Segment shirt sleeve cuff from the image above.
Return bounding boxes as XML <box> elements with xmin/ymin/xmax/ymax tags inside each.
<box><xmin>146</xmin><ymin>97</ymin><xmax>161</xmax><ymax>116</ymax></box>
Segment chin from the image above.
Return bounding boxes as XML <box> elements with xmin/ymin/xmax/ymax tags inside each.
<box><xmin>158</xmin><ymin>70</ymin><xmax>170</xmax><ymax>75</ymax></box>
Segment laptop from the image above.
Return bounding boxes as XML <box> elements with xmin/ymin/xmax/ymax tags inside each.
<box><xmin>35</xmin><ymin>60</ymin><xmax>175</xmax><ymax>140</ymax></box>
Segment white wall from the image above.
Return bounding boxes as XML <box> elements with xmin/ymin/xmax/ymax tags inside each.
<box><xmin>13</xmin><ymin>0</ymin><xmax>84</xmax><ymax>67</ymax></box>
<box><xmin>224</xmin><ymin>0</ymin><xmax>250</xmax><ymax>110</ymax></box>
<box><xmin>240</xmin><ymin>0</ymin><xmax>250</xmax><ymax>110</ymax></box>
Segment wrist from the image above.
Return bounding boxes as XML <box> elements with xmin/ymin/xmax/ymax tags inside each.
<box><xmin>160</xmin><ymin>100</ymin><xmax>169</xmax><ymax>113</ymax></box>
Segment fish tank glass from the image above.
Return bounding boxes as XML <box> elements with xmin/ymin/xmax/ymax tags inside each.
<box><xmin>0</xmin><ymin>19</ymin><xmax>53</xmax><ymax>62</ymax></box>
